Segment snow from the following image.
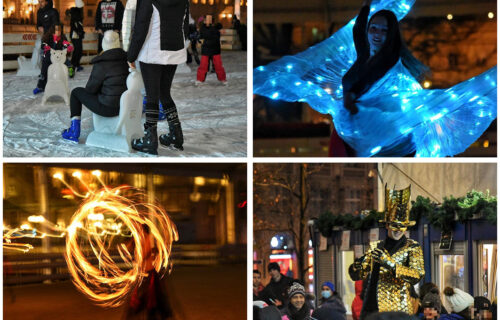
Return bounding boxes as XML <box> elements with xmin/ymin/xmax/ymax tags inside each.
<box><xmin>3</xmin><ymin>51</ymin><xmax>247</xmax><ymax>157</ymax></box>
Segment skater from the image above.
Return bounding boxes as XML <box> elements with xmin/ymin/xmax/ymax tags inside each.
<box><xmin>95</xmin><ymin>0</ymin><xmax>124</xmax><ymax>53</ymax></box>
<box><xmin>67</xmin><ymin>0</ymin><xmax>85</xmax><ymax>72</ymax></box>
<box><xmin>61</xmin><ymin>31</ymin><xmax>128</xmax><ymax>142</ymax></box>
<box><xmin>187</xmin><ymin>19</ymin><xmax>201</xmax><ymax>65</ymax></box>
<box><xmin>127</xmin><ymin>0</ymin><xmax>190</xmax><ymax>155</ymax></box>
<box><xmin>348</xmin><ymin>185</ymin><xmax>424</xmax><ymax>318</ymax></box>
<box><xmin>196</xmin><ymin>15</ymin><xmax>227</xmax><ymax>85</ymax></box>
<box><xmin>253</xmin><ymin>0</ymin><xmax>497</xmax><ymax>157</ymax></box>
<box><xmin>36</xmin><ymin>0</ymin><xmax>59</xmax><ymax>35</ymax></box>
<box><xmin>33</xmin><ymin>24</ymin><xmax>73</xmax><ymax>95</ymax></box>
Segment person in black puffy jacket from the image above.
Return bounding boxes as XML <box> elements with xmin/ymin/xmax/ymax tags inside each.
<box><xmin>196</xmin><ymin>16</ymin><xmax>227</xmax><ymax>84</ymax></box>
<box><xmin>61</xmin><ymin>31</ymin><xmax>129</xmax><ymax>143</ymax></box>
<box><xmin>36</xmin><ymin>0</ymin><xmax>59</xmax><ymax>34</ymax></box>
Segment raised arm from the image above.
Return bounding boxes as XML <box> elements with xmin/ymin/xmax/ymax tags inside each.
<box><xmin>353</xmin><ymin>2</ymin><xmax>371</xmax><ymax>60</ymax></box>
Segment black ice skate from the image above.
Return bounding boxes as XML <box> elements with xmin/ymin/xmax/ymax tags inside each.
<box><xmin>132</xmin><ymin>125</ymin><xmax>158</xmax><ymax>155</ymax></box>
<box><xmin>159</xmin><ymin>123</ymin><xmax>184</xmax><ymax>151</ymax></box>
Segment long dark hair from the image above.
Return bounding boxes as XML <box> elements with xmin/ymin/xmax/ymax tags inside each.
<box><xmin>42</xmin><ymin>23</ymin><xmax>67</xmax><ymax>44</ymax></box>
<box><xmin>368</xmin><ymin>10</ymin><xmax>430</xmax><ymax>81</ymax></box>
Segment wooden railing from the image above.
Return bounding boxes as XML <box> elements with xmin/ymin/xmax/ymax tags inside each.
<box><xmin>4</xmin><ymin>244</ymin><xmax>245</xmax><ymax>285</ymax></box>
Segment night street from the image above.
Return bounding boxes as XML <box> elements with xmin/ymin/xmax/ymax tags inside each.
<box><xmin>4</xmin><ymin>264</ymin><xmax>246</xmax><ymax>320</ymax></box>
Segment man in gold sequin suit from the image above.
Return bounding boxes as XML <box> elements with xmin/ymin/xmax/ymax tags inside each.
<box><xmin>349</xmin><ymin>185</ymin><xmax>425</xmax><ymax>319</ymax></box>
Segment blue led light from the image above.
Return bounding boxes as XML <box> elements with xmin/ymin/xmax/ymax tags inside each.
<box><xmin>286</xmin><ymin>64</ymin><xmax>293</xmax><ymax>70</ymax></box>
<box><xmin>295</xmin><ymin>82</ymin><xmax>302</xmax><ymax>86</ymax></box>
<box><xmin>257</xmin><ymin>66</ymin><xmax>265</xmax><ymax>71</ymax></box>
<box><xmin>469</xmin><ymin>95</ymin><xmax>479</xmax><ymax>102</ymax></box>
<box><xmin>430</xmin><ymin>113</ymin><xmax>443</xmax><ymax>121</ymax></box>
<box><xmin>370</xmin><ymin>146</ymin><xmax>382</xmax><ymax>154</ymax></box>
<box><xmin>271</xmin><ymin>92</ymin><xmax>279</xmax><ymax>99</ymax></box>
<box><xmin>316</xmin><ymin>76</ymin><xmax>324</xmax><ymax>82</ymax></box>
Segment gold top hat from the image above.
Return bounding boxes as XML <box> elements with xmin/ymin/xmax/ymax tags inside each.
<box><xmin>379</xmin><ymin>184</ymin><xmax>415</xmax><ymax>227</ymax></box>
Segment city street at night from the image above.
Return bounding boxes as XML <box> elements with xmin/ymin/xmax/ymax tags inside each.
<box><xmin>4</xmin><ymin>264</ymin><xmax>246</xmax><ymax>320</ymax></box>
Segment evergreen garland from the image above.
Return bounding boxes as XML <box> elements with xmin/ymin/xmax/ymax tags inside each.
<box><xmin>316</xmin><ymin>191</ymin><xmax>496</xmax><ymax>235</ymax></box>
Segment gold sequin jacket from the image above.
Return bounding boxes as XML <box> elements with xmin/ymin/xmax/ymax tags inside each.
<box><xmin>349</xmin><ymin>238</ymin><xmax>425</xmax><ymax>314</ymax></box>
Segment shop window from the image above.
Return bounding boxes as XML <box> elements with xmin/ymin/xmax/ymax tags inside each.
<box><xmin>477</xmin><ymin>243</ymin><xmax>497</xmax><ymax>300</ymax></box>
<box><xmin>432</xmin><ymin>241</ymin><xmax>467</xmax><ymax>293</ymax></box>
<box><xmin>338</xmin><ymin>251</ymin><xmax>355</xmax><ymax>314</ymax></box>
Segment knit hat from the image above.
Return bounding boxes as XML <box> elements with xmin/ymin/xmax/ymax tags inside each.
<box><xmin>102</xmin><ymin>30</ymin><xmax>121</xmax><ymax>52</ymax></box>
<box><xmin>422</xmin><ymin>287</ymin><xmax>442</xmax><ymax>313</ymax></box>
<box><xmin>288</xmin><ymin>282</ymin><xmax>306</xmax><ymax>299</ymax></box>
<box><xmin>443</xmin><ymin>287</ymin><xmax>474</xmax><ymax>313</ymax></box>
<box><xmin>321</xmin><ymin>281</ymin><xmax>335</xmax><ymax>293</ymax></box>
<box><xmin>267</xmin><ymin>262</ymin><xmax>280</xmax><ymax>272</ymax></box>
<box><xmin>75</xmin><ymin>0</ymin><xmax>84</xmax><ymax>8</ymax></box>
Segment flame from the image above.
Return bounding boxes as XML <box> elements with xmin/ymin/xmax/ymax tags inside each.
<box><xmin>64</xmin><ymin>186</ymin><xmax>178</xmax><ymax>307</ymax></box>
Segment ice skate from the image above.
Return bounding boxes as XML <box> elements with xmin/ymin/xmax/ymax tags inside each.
<box><xmin>61</xmin><ymin>119</ymin><xmax>81</xmax><ymax>142</ymax></box>
<box><xmin>159</xmin><ymin>123</ymin><xmax>184</xmax><ymax>151</ymax></box>
<box><xmin>132</xmin><ymin>125</ymin><xmax>158</xmax><ymax>155</ymax></box>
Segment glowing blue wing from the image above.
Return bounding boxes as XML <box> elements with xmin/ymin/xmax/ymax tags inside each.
<box><xmin>334</xmin><ymin>61</ymin><xmax>497</xmax><ymax>157</ymax></box>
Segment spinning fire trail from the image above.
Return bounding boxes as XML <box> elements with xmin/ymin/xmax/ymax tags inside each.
<box><xmin>3</xmin><ymin>171</ymin><xmax>179</xmax><ymax>307</ymax></box>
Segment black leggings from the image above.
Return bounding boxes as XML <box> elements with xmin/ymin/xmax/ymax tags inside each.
<box><xmin>70</xmin><ymin>87</ymin><xmax>119</xmax><ymax>118</ymax></box>
<box><xmin>139</xmin><ymin>62</ymin><xmax>177</xmax><ymax>126</ymax></box>
<box><xmin>71</xmin><ymin>38</ymin><xmax>83</xmax><ymax>67</ymax></box>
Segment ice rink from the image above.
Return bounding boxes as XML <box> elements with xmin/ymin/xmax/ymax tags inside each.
<box><xmin>3</xmin><ymin>51</ymin><xmax>247</xmax><ymax>157</ymax></box>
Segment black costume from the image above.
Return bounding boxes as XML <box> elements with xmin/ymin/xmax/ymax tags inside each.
<box><xmin>70</xmin><ymin>48</ymin><xmax>129</xmax><ymax>118</ymax></box>
<box><xmin>95</xmin><ymin>0</ymin><xmax>125</xmax><ymax>53</ymax></box>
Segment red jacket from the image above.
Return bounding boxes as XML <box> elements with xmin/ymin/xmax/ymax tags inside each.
<box><xmin>351</xmin><ymin>280</ymin><xmax>363</xmax><ymax>320</ymax></box>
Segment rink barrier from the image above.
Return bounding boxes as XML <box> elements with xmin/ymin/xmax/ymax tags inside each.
<box><xmin>4</xmin><ymin>29</ymin><xmax>242</xmax><ymax>71</ymax></box>
<box><xmin>3</xmin><ymin>32</ymin><xmax>98</xmax><ymax>71</ymax></box>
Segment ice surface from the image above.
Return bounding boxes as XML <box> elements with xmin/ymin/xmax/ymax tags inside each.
<box><xmin>3</xmin><ymin>51</ymin><xmax>247</xmax><ymax>157</ymax></box>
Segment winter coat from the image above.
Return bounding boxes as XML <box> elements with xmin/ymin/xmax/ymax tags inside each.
<box><xmin>439</xmin><ymin>313</ymin><xmax>466</xmax><ymax>320</ymax></box>
<box><xmin>127</xmin><ymin>0</ymin><xmax>189</xmax><ymax>63</ymax></box>
<box><xmin>42</xmin><ymin>35</ymin><xmax>73</xmax><ymax>57</ymax></box>
<box><xmin>312</xmin><ymin>306</ymin><xmax>345</xmax><ymax>320</ymax></box>
<box><xmin>260</xmin><ymin>274</ymin><xmax>295</xmax><ymax>308</ymax></box>
<box><xmin>68</xmin><ymin>7</ymin><xmax>85</xmax><ymax>39</ymax></box>
<box><xmin>86</xmin><ymin>48</ymin><xmax>129</xmax><ymax>108</ymax></box>
<box><xmin>319</xmin><ymin>295</ymin><xmax>346</xmax><ymax>314</ymax></box>
<box><xmin>281</xmin><ymin>304</ymin><xmax>314</xmax><ymax>320</ymax></box>
<box><xmin>36</xmin><ymin>0</ymin><xmax>60</xmax><ymax>34</ymax></box>
<box><xmin>200</xmin><ymin>23</ymin><xmax>222</xmax><ymax>56</ymax></box>
<box><xmin>351</xmin><ymin>280</ymin><xmax>363</xmax><ymax>320</ymax></box>
<box><xmin>95</xmin><ymin>0</ymin><xmax>125</xmax><ymax>31</ymax></box>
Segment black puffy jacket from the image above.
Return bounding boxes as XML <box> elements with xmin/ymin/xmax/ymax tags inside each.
<box><xmin>86</xmin><ymin>48</ymin><xmax>129</xmax><ymax>108</ymax></box>
<box><xmin>36</xmin><ymin>0</ymin><xmax>60</xmax><ymax>34</ymax></box>
<box><xmin>127</xmin><ymin>0</ymin><xmax>189</xmax><ymax>63</ymax></box>
<box><xmin>200</xmin><ymin>23</ymin><xmax>222</xmax><ymax>56</ymax></box>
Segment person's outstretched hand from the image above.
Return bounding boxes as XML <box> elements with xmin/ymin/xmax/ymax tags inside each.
<box><xmin>128</xmin><ymin>61</ymin><xmax>136</xmax><ymax>69</ymax></box>
<box><xmin>344</xmin><ymin>92</ymin><xmax>359</xmax><ymax>115</ymax></box>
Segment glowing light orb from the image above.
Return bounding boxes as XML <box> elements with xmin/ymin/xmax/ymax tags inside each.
<box><xmin>65</xmin><ymin>186</ymin><xmax>178</xmax><ymax>307</ymax></box>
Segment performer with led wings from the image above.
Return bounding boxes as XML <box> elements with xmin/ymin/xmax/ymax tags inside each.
<box><xmin>348</xmin><ymin>185</ymin><xmax>424</xmax><ymax>319</ymax></box>
<box><xmin>253</xmin><ymin>0</ymin><xmax>497</xmax><ymax>157</ymax></box>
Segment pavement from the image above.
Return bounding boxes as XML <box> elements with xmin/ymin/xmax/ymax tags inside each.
<box><xmin>3</xmin><ymin>264</ymin><xmax>246</xmax><ymax>320</ymax></box>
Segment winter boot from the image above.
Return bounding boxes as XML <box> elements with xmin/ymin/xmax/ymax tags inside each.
<box><xmin>159</xmin><ymin>123</ymin><xmax>184</xmax><ymax>151</ymax></box>
<box><xmin>61</xmin><ymin>119</ymin><xmax>81</xmax><ymax>142</ymax></box>
<box><xmin>132</xmin><ymin>125</ymin><xmax>158</xmax><ymax>155</ymax></box>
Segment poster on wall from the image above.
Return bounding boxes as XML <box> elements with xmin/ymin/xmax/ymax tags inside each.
<box><xmin>354</xmin><ymin>245</ymin><xmax>364</xmax><ymax>258</ymax></box>
<box><xmin>340</xmin><ymin>231</ymin><xmax>350</xmax><ymax>251</ymax></box>
<box><xmin>369</xmin><ymin>228</ymin><xmax>379</xmax><ymax>242</ymax></box>
<box><xmin>319</xmin><ymin>234</ymin><xmax>328</xmax><ymax>251</ymax></box>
